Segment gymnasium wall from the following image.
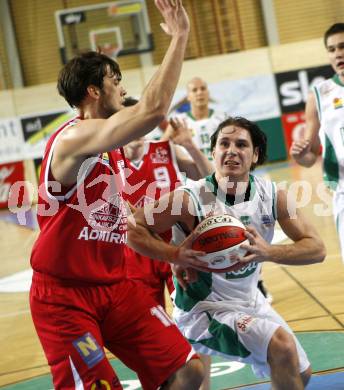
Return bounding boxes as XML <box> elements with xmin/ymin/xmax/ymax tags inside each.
<box><xmin>0</xmin><ymin>35</ymin><xmax>332</xmax><ymax>207</ymax></box>
<box><xmin>1</xmin><ymin>0</ymin><xmax>343</xmax><ymax>88</ymax></box>
<box><xmin>0</xmin><ymin>0</ymin><xmax>340</xmax><ymax>207</ymax></box>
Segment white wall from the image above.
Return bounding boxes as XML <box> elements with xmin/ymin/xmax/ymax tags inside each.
<box><xmin>0</xmin><ymin>37</ymin><xmax>329</xmax><ymax>117</ymax></box>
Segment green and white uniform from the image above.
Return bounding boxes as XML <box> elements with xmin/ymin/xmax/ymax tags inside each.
<box><xmin>314</xmin><ymin>75</ymin><xmax>344</xmax><ymax>262</ymax></box>
<box><xmin>177</xmin><ymin>110</ymin><xmax>226</xmax><ymax>160</ymax></box>
<box><xmin>171</xmin><ymin>174</ymin><xmax>310</xmax><ymax>378</ymax></box>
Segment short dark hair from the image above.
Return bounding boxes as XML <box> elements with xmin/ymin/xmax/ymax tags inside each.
<box><xmin>210</xmin><ymin>116</ymin><xmax>267</xmax><ymax>169</ymax></box>
<box><xmin>57</xmin><ymin>51</ymin><xmax>122</xmax><ymax>108</ymax></box>
<box><xmin>324</xmin><ymin>23</ymin><xmax>344</xmax><ymax>47</ymax></box>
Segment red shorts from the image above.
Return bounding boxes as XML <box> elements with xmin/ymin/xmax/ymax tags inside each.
<box><xmin>125</xmin><ymin>246</ymin><xmax>174</xmax><ymax>308</ymax></box>
<box><xmin>30</xmin><ymin>271</ymin><xmax>196</xmax><ymax>390</ymax></box>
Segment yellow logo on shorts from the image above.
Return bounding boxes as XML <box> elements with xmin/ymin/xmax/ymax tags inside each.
<box><xmin>73</xmin><ymin>332</ymin><xmax>105</xmax><ymax>368</ymax></box>
<box><xmin>91</xmin><ymin>379</ymin><xmax>110</xmax><ymax>390</ymax></box>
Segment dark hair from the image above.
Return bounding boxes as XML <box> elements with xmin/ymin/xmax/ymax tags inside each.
<box><xmin>57</xmin><ymin>51</ymin><xmax>122</xmax><ymax>108</ymax></box>
<box><xmin>210</xmin><ymin>116</ymin><xmax>267</xmax><ymax>169</ymax></box>
<box><xmin>324</xmin><ymin>23</ymin><xmax>344</xmax><ymax>47</ymax></box>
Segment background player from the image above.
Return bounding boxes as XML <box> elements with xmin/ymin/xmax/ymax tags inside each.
<box><xmin>128</xmin><ymin>116</ymin><xmax>326</xmax><ymax>389</ymax></box>
<box><xmin>290</xmin><ymin>23</ymin><xmax>344</xmax><ymax>263</ymax></box>
<box><xmin>29</xmin><ymin>1</ymin><xmax>205</xmax><ymax>389</ymax></box>
<box><xmin>163</xmin><ymin>76</ymin><xmax>226</xmax><ymax>160</ymax></box>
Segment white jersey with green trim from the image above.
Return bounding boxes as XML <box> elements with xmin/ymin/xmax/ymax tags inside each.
<box><xmin>176</xmin><ymin>110</ymin><xmax>227</xmax><ymax>160</ymax></box>
<box><xmin>314</xmin><ymin>75</ymin><xmax>344</xmax><ymax>191</ymax></box>
<box><xmin>171</xmin><ymin>173</ymin><xmax>277</xmax><ymax>315</ymax></box>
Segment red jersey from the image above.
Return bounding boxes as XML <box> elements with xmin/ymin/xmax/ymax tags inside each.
<box><xmin>124</xmin><ymin>140</ymin><xmax>182</xmax><ymax>208</ymax></box>
<box><xmin>30</xmin><ymin>118</ymin><xmax>128</xmax><ymax>284</ymax></box>
<box><xmin>123</xmin><ymin>140</ymin><xmax>182</xmax><ymax>300</ymax></box>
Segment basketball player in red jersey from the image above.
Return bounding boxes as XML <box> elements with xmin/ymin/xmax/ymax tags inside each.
<box><xmin>123</xmin><ymin>98</ymin><xmax>213</xmax><ymax>308</ymax></box>
<box><xmin>29</xmin><ymin>1</ymin><xmax>205</xmax><ymax>389</ymax></box>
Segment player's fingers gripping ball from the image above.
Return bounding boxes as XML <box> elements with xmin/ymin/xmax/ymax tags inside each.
<box><xmin>192</xmin><ymin>214</ymin><xmax>249</xmax><ymax>272</ymax></box>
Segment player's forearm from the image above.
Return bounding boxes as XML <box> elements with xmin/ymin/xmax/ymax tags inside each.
<box><xmin>266</xmin><ymin>238</ymin><xmax>326</xmax><ymax>265</ymax></box>
<box><xmin>141</xmin><ymin>33</ymin><xmax>189</xmax><ymax>116</ymax></box>
<box><xmin>184</xmin><ymin>142</ymin><xmax>214</xmax><ymax>176</ymax></box>
<box><xmin>127</xmin><ymin>222</ymin><xmax>178</xmax><ymax>263</ymax></box>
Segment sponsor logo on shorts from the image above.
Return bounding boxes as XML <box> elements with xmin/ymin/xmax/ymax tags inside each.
<box><xmin>236</xmin><ymin>315</ymin><xmax>256</xmax><ymax>333</ymax></box>
<box><xmin>73</xmin><ymin>332</ymin><xmax>105</xmax><ymax>368</ymax></box>
<box><xmin>91</xmin><ymin>379</ymin><xmax>111</xmax><ymax>390</ymax></box>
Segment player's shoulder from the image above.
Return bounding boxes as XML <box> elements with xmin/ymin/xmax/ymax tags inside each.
<box><xmin>179</xmin><ymin>176</ymin><xmax>207</xmax><ymax>193</ymax></box>
<box><xmin>313</xmin><ymin>76</ymin><xmax>339</xmax><ymax>94</ymax></box>
<box><xmin>250</xmin><ymin>174</ymin><xmax>276</xmax><ymax>196</ymax></box>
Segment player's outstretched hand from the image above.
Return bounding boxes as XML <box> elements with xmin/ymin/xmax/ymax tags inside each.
<box><xmin>238</xmin><ymin>226</ymin><xmax>271</xmax><ymax>263</ymax></box>
<box><xmin>155</xmin><ymin>0</ymin><xmax>190</xmax><ymax>36</ymax></box>
<box><xmin>169</xmin><ymin>117</ymin><xmax>193</xmax><ymax>147</ymax></box>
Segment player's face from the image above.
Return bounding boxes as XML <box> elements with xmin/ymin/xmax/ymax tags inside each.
<box><xmin>98</xmin><ymin>67</ymin><xmax>126</xmax><ymax>118</ymax></box>
<box><xmin>187</xmin><ymin>79</ymin><xmax>209</xmax><ymax>109</ymax></box>
<box><xmin>212</xmin><ymin>126</ymin><xmax>258</xmax><ymax>182</ymax></box>
<box><xmin>326</xmin><ymin>32</ymin><xmax>344</xmax><ymax>77</ymax></box>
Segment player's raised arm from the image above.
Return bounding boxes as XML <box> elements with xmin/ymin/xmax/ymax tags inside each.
<box><xmin>290</xmin><ymin>92</ymin><xmax>321</xmax><ymax>167</ymax></box>
<box><xmin>170</xmin><ymin>117</ymin><xmax>214</xmax><ymax>179</ymax></box>
<box><xmin>54</xmin><ymin>0</ymin><xmax>190</xmax><ymax>160</ymax></box>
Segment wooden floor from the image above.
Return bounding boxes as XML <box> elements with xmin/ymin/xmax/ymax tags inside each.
<box><xmin>1</xmin><ymin>159</ymin><xmax>344</xmax><ymax>387</ymax></box>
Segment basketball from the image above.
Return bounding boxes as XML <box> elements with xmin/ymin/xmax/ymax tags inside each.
<box><xmin>192</xmin><ymin>214</ymin><xmax>249</xmax><ymax>272</ymax></box>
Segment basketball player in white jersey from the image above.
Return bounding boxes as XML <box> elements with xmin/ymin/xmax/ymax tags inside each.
<box><xmin>123</xmin><ymin>97</ymin><xmax>213</xmax><ymax>390</ymax></box>
<box><xmin>290</xmin><ymin>23</ymin><xmax>344</xmax><ymax>263</ymax></box>
<box><xmin>167</xmin><ymin>77</ymin><xmax>273</xmax><ymax>303</ymax></box>
<box><xmin>164</xmin><ymin>77</ymin><xmax>226</xmax><ymax>160</ymax></box>
<box><xmin>128</xmin><ymin>116</ymin><xmax>326</xmax><ymax>389</ymax></box>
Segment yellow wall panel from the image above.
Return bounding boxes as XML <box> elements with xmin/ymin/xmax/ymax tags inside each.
<box><xmin>237</xmin><ymin>0</ymin><xmax>266</xmax><ymax>49</ymax></box>
<box><xmin>0</xmin><ymin>22</ymin><xmax>12</xmax><ymax>89</ymax></box>
<box><xmin>274</xmin><ymin>0</ymin><xmax>344</xmax><ymax>43</ymax></box>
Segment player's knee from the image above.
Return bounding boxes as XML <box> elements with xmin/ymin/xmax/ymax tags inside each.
<box><xmin>268</xmin><ymin>327</ymin><xmax>298</xmax><ymax>366</ymax></box>
<box><xmin>169</xmin><ymin>358</ymin><xmax>204</xmax><ymax>390</ymax></box>
<box><xmin>183</xmin><ymin>359</ymin><xmax>205</xmax><ymax>388</ymax></box>
<box><xmin>301</xmin><ymin>365</ymin><xmax>312</xmax><ymax>387</ymax></box>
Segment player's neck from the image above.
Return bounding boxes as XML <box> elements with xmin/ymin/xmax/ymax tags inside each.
<box><xmin>190</xmin><ymin>106</ymin><xmax>211</xmax><ymax>120</ymax></box>
<box><xmin>338</xmin><ymin>72</ymin><xmax>344</xmax><ymax>85</ymax></box>
<box><xmin>80</xmin><ymin>104</ymin><xmax>102</xmax><ymax>119</ymax></box>
<box><xmin>215</xmin><ymin>173</ymin><xmax>250</xmax><ymax>196</ymax></box>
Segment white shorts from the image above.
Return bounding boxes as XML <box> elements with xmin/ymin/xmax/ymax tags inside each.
<box><xmin>173</xmin><ymin>292</ymin><xmax>310</xmax><ymax>378</ymax></box>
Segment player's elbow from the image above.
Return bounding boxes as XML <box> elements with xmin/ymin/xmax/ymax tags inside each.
<box><xmin>138</xmin><ymin>103</ymin><xmax>165</xmax><ymax>129</ymax></box>
<box><xmin>127</xmin><ymin>219</ymin><xmax>142</xmax><ymax>251</ymax></box>
<box><xmin>313</xmin><ymin>240</ymin><xmax>326</xmax><ymax>263</ymax></box>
